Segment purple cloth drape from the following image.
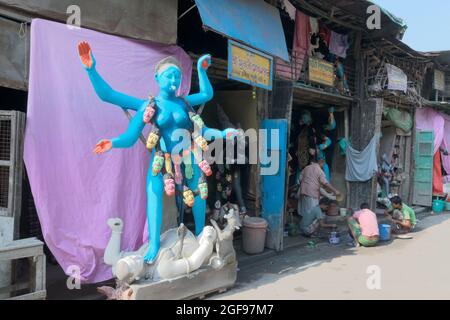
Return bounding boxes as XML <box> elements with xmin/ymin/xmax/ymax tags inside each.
<box><xmin>24</xmin><ymin>19</ymin><xmax>192</xmax><ymax>283</ymax></box>
<box><xmin>415</xmin><ymin>108</ymin><xmax>445</xmax><ymax>154</ymax></box>
<box><xmin>441</xmin><ymin>113</ymin><xmax>450</xmax><ymax>177</ymax></box>
<box><xmin>329</xmin><ymin>31</ymin><xmax>349</xmax><ymax>58</ymax></box>
<box><xmin>415</xmin><ymin>107</ymin><xmax>450</xmax><ymax>178</ymax></box>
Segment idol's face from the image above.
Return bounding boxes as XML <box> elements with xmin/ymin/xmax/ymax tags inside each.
<box><xmin>155</xmin><ymin>66</ymin><xmax>181</xmax><ymax>93</ymax></box>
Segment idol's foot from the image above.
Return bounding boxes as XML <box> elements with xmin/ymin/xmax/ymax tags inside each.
<box><xmin>144</xmin><ymin>247</ymin><xmax>159</xmax><ymax>264</ymax></box>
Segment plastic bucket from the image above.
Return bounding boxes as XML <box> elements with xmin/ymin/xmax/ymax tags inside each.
<box><xmin>378</xmin><ymin>224</ymin><xmax>391</xmax><ymax>241</ymax></box>
<box><xmin>242</xmin><ymin>217</ymin><xmax>268</xmax><ymax>255</ymax></box>
<box><xmin>444</xmin><ymin>201</ymin><xmax>450</xmax><ymax>211</ymax></box>
<box><xmin>432</xmin><ymin>200</ymin><xmax>445</xmax><ymax>214</ymax></box>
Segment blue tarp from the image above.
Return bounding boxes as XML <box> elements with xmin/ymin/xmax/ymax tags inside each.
<box><xmin>194</xmin><ymin>0</ymin><xmax>289</xmax><ymax>61</ymax></box>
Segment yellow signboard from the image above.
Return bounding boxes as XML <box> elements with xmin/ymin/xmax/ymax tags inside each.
<box><xmin>308</xmin><ymin>57</ymin><xmax>335</xmax><ymax>86</ymax></box>
<box><xmin>228</xmin><ymin>40</ymin><xmax>273</xmax><ymax>90</ymax></box>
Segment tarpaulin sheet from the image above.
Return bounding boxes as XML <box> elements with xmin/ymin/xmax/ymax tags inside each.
<box><xmin>383</xmin><ymin>107</ymin><xmax>413</xmax><ymax>133</ymax></box>
<box><xmin>0</xmin><ymin>0</ymin><xmax>178</xmax><ymax>44</ymax></box>
<box><xmin>194</xmin><ymin>0</ymin><xmax>289</xmax><ymax>61</ymax></box>
<box><xmin>345</xmin><ymin>133</ymin><xmax>380</xmax><ymax>182</ymax></box>
<box><xmin>24</xmin><ymin>19</ymin><xmax>192</xmax><ymax>283</ymax></box>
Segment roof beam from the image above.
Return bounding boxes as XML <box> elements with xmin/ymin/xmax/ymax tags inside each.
<box><xmin>291</xmin><ymin>0</ymin><xmax>364</xmax><ymax>31</ymax></box>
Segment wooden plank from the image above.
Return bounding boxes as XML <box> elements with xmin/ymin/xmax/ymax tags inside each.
<box><xmin>0</xmin><ymin>237</ymin><xmax>42</xmax><ymax>251</ymax></box>
<box><xmin>344</xmin><ymin>108</ymin><xmax>350</xmax><ymax>207</ymax></box>
<box><xmin>0</xmin><ymin>238</ymin><xmax>44</xmax><ymax>260</ymax></box>
<box><xmin>7</xmin><ymin>290</ymin><xmax>46</xmax><ymax>300</ymax></box>
<box><xmin>255</xmin><ymin>88</ymin><xmax>269</xmax><ymax>216</ymax></box>
<box><xmin>293</xmin><ymin>84</ymin><xmax>354</xmax><ymax>104</ymax></box>
<box><xmin>131</xmin><ymin>262</ymin><xmax>237</xmax><ymax>300</ymax></box>
<box><xmin>30</xmin><ymin>255</ymin><xmax>45</xmax><ymax>292</ymax></box>
<box><xmin>402</xmin><ymin>135</ymin><xmax>412</xmax><ymax>201</ymax></box>
<box><xmin>408</xmin><ymin>108</ymin><xmax>417</xmax><ymax>204</ymax></box>
<box><xmin>0</xmin><ymin>216</ymin><xmax>13</xmax><ymax>298</ymax></box>
<box><xmin>0</xmin><ymin>247</ymin><xmax>43</xmax><ymax>261</ymax></box>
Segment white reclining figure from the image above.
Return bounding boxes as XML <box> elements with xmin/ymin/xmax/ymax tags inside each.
<box><xmin>103</xmin><ymin>218</ymin><xmax>217</xmax><ymax>284</ymax></box>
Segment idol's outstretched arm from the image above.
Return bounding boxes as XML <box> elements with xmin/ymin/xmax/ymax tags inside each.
<box><xmin>93</xmin><ymin>108</ymin><xmax>146</xmax><ymax>154</ymax></box>
<box><xmin>78</xmin><ymin>41</ymin><xmax>145</xmax><ymax>111</ymax></box>
<box><xmin>185</xmin><ymin>55</ymin><xmax>213</xmax><ymax>109</ymax></box>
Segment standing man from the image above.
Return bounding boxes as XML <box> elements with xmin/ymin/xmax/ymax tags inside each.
<box><xmin>297</xmin><ymin>157</ymin><xmax>341</xmax><ymax>216</ymax></box>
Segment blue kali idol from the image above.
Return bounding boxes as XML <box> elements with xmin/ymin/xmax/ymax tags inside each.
<box><xmin>78</xmin><ymin>41</ymin><xmax>237</xmax><ymax>263</ymax></box>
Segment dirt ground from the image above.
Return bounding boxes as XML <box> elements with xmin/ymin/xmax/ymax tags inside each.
<box><xmin>211</xmin><ymin>212</ymin><xmax>450</xmax><ymax>300</ymax></box>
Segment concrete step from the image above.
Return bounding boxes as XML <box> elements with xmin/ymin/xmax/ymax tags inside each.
<box><xmin>412</xmin><ymin>206</ymin><xmax>428</xmax><ymax>214</ymax></box>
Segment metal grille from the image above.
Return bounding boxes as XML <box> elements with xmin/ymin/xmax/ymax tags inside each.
<box><xmin>0</xmin><ymin>166</ymin><xmax>9</xmax><ymax>209</ymax></box>
<box><xmin>0</xmin><ymin>119</ymin><xmax>11</xmax><ymax>161</ymax></box>
<box><xmin>0</xmin><ymin>111</ymin><xmax>25</xmax><ymax>226</ymax></box>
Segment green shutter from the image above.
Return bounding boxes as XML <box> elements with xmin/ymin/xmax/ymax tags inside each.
<box><xmin>413</xmin><ymin>131</ymin><xmax>434</xmax><ymax>206</ymax></box>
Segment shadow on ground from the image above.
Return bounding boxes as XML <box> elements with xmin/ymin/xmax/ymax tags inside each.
<box><xmin>210</xmin><ymin>211</ymin><xmax>448</xmax><ymax>299</ymax></box>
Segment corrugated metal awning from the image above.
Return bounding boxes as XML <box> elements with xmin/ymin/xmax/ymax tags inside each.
<box><xmin>194</xmin><ymin>0</ymin><xmax>289</xmax><ymax>61</ymax></box>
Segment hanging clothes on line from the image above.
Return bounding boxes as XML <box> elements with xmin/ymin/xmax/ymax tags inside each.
<box><xmin>329</xmin><ymin>31</ymin><xmax>349</xmax><ymax>58</ymax></box>
<box><xmin>345</xmin><ymin>133</ymin><xmax>380</xmax><ymax>182</ymax></box>
<box><xmin>282</xmin><ymin>0</ymin><xmax>296</xmax><ymax>20</ymax></box>
<box><xmin>309</xmin><ymin>17</ymin><xmax>319</xmax><ymax>35</ymax></box>
<box><xmin>319</xmin><ymin>24</ymin><xmax>331</xmax><ymax>46</ymax></box>
<box><xmin>276</xmin><ymin>10</ymin><xmax>310</xmax><ymax>80</ymax></box>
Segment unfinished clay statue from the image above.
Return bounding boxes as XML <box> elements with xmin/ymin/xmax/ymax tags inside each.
<box><xmin>97</xmin><ymin>281</ymin><xmax>133</xmax><ymax>300</ymax></box>
<box><xmin>103</xmin><ymin>218</ymin><xmax>218</xmax><ymax>283</ymax></box>
<box><xmin>209</xmin><ymin>208</ymin><xmax>242</xmax><ymax>270</ymax></box>
<box><xmin>100</xmin><ymin>215</ymin><xmax>240</xmax><ymax>299</ymax></box>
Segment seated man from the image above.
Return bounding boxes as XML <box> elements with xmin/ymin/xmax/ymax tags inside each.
<box><xmin>300</xmin><ymin>197</ymin><xmax>337</xmax><ymax>237</ymax></box>
<box><xmin>347</xmin><ymin>203</ymin><xmax>379</xmax><ymax>247</ymax></box>
<box><xmin>385</xmin><ymin>196</ymin><xmax>417</xmax><ymax>234</ymax></box>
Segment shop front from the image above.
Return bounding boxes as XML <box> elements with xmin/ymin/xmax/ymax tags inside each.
<box><xmin>274</xmin><ymin>3</ymin><xmax>358</xmax><ymax>220</ymax></box>
<box><xmin>178</xmin><ymin>0</ymin><xmax>291</xmax><ymax>252</ymax></box>
<box><xmin>376</xmin><ymin>103</ymin><xmax>414</xmax><ymax>210</ymax></box>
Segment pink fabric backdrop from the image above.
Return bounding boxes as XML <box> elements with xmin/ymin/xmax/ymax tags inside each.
<box><xmin>415</xmin><ymin>107</ymin><xmax>450</xmax><ymax>180</ymax></box>
<box><xmin>442</xmin><ymin>113</ymin><xmax>450</xmax><ymax>177</ymax></box>
<box><xmin>24</xmin><ymin>19</ymin><xmax>192</xmax><ymax>283</ymax></box>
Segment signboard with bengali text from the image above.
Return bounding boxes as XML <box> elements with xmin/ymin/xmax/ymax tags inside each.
<box><xmin>228</xmin><ymin>40</ymin><xmax>273</xmax><ymax>90</ymax></box>
<box><xmin>308</xmin><ymin>57</ymin><xmax>335</xmax><ymax>87</ymax></box>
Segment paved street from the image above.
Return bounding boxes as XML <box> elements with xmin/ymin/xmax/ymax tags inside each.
<box><xmin>213</xmin><ymin>213</ymin><xmax>450</xmax><ymax>300</ymax></box>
